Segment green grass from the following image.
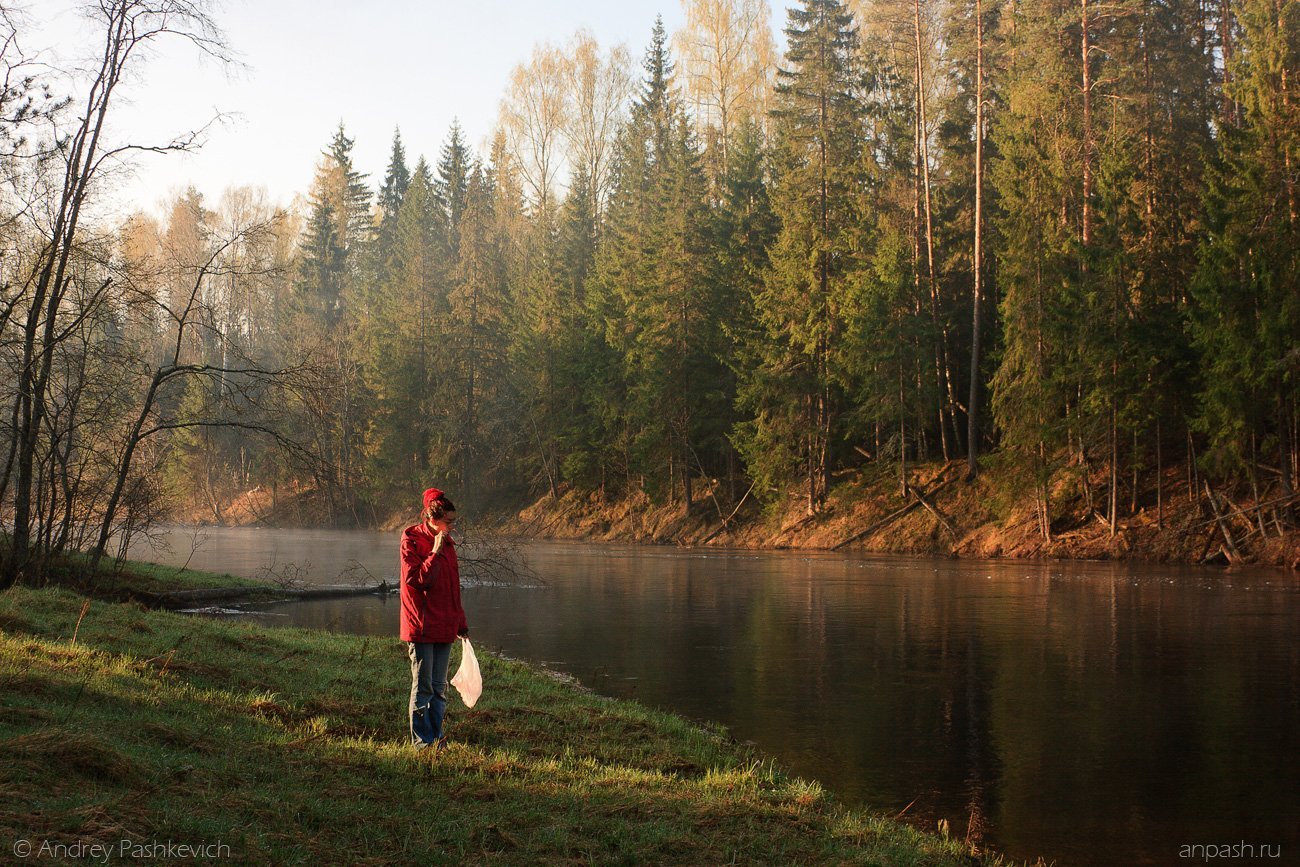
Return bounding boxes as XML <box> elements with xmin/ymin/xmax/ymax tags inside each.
<box><xmin>42</xmin><ymin>550</ymin><xmax>274</xmax><ymax>599</ymax></box>
<box><xmin>0</xmin><ymin>584</ymin><xmax>1008</xmax><ymax>865</ymax></box>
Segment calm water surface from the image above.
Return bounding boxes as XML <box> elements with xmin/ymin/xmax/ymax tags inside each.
<box><xmin>132</xmin><ymin>527</ymin><xmax>1300</xmax><ymax>866</ymax></box>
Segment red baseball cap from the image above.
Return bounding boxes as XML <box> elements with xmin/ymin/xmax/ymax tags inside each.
<box><xmin>422</xmin><ymin>487</ymin><xmax>445</xmax><ymax>510</ymax></box>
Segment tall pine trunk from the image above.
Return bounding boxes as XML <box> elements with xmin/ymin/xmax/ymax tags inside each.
<box><xmin>1081</xmin><ymin>0</ymin><xmax>1094</xmax><ymax>247</ymax></box>
<box><xmin>683</xmin><ymin>434</ymin><xmax>693</xmax><ymax>517</ymax></box>
<box><xmin>967</xmin><ymin>0</ymin><xmax>986</xmax><ymax>480</ymax></box>
<box><xmin>914</xmin><ymin>0</ymin><xmax>951</xmax><ymax>462</ymax></box>
<box><xmin>1281</xmin><ymin>387</ymin><xmax>1296</xmax><ymax>526</ymax></box>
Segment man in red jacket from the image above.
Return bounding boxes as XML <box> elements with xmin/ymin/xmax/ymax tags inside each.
<box><xmin>400</xmin><ymin>487</ymin><xmax>469</xmax><ymax>749</ymax></box>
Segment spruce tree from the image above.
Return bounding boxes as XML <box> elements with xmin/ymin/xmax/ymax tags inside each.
<box><xmin>374</xmin><ymin>127</ymin><xmax>411</xmax><ymax>278</ymax></box>
<box><xmin>296</xmin><ymin>197</ymin><xmax>345</xmax><ymax>325</ymax></box>
<box><xmin>325</xmin><ymin>122</ymin><xmax>374</xmax><ymax>270</ymax></box>
<box><xmin>715</xmin><ymin>117</ymin><xmax>777</xmax><ymax>497</ymax></box>
<box><xmin>593</xmin><ymin>19</ymin><xmax>719</xmax><ymax>512</ymax></box>
<box><xmin>988</xmin><ymin>0</ymin><xmax>1080</xmax><ymax>538</ymax></box>
<box><xmin>378</xmin><ymin>127</ymin><xmax>411</xmax><ymax>226</ymax></box>
<box><xmin>437</xmin><ymin>121</ymin><xmax>473</xmax><ymax>259</ymax></box>
<box><xmin>448</xmin><ymin>162</ymin><xmax>513</xmax><ymax>500</ymax></box>
<box><xmin>848</xmin><ymin>0</ymin><xmax>939</xmax><ymax>494</ymax></box>
<box><xmin>1193</xmin><ymin>0</ymin><xmax>1299</xmax><ymax>513</ymax></box>
<box><xmin>300</xmin><ymin>123</ymin><xmax>373</xmax><ymax>326</ymax></box>
<box><xmin>742</xmin><ymin>0</ymin><xmax>866</xmax><ymax>513</ymax></box>
<box><xmin>553</xmin><ymin>167</ymin><xmax>606</xmax><ymax>488</ymax></box>
<box><xmin>360</xmin><ymin>158</ymin><xmax>453</xmax><ymax>491</ymax></box>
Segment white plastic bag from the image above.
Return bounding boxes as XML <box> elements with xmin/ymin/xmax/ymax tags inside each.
<box><xmin>450</xmin><ymin>637</ymin><xmax>482</xmax><ymax>708</ymax></box>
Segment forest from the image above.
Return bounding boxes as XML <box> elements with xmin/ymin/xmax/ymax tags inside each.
<box><xmin>0</xmin><ymin>0</ymin><xmax>1296</xmax><ymax>583</ymax></box>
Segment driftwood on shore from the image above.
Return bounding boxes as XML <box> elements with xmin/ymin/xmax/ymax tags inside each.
<box><xmin>700</xmin><ymin>481</ymin><xmax>757</xmax><ymax>545</ymax></box>
<box><xmin>1180</xmin><ymin>492</ymin><xmax>1298</xmax><ymax>536</ymax></box>
<box><xmin>141</xmin><ymin>581</ymin><xmax>397</xmax><ymax>610</ymax></box>
<box><xmin>911</xmin><ymin>485</ymin><xmax>958</xmax><ymax>538</ymax></box>
<box><xmin>832</xmin><ymin>500</ymin><xmax>924</xmax><ymax>551</ymax></box>
<box><xmin>832</xmin><ymin>477</ymin><xmax>958</xmax><ymax>551</ymax></box>
<box><xmin>1202</xmin><ymin>483</ymin><xmax>1243</xmax><ymax>564</ymax></box>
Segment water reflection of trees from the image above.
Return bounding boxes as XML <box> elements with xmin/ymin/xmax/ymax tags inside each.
<box><xmin>517</xmin><ymin>553</ymin><xmax>1298</xmax><ymax>865</ymax></box>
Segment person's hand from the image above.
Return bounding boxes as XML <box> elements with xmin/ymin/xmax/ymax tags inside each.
<box><xmin>432</xmin><ymin>530</ymin><xmax>446</xmax><ymax>555</ymax></box>
<box><xmin>457</xmin><ymin>626</ymin><xmax>470</xmax><ymax>638</ymax></box>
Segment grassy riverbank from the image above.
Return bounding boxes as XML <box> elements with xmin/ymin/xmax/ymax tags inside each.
<box><xmin>45</xmin><ymin>553</ymin><xmax>269</xmax><ymax>596</ymax></box>
<box><xmin>0</xmin><ymin>576</ymin><xmax>1007</xmax><ymax>864</ymax></box>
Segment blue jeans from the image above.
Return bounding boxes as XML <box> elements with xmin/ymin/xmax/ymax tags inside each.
<box><xmin>407</xmin><ymin>641</ymin><xmax>451</xmax><ymax>747</ymax></box>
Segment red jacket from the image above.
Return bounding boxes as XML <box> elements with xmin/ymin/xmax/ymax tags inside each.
<box><xmin>399</xmin><ymin>523</ymin><xmax>467</xmax><ymax>643</ymax></box>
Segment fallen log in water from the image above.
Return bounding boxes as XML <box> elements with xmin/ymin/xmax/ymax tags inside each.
<box><xmin>142</xmin><ymin>581</ymin><xmax>397</xmax><ymax>609</ymax></box>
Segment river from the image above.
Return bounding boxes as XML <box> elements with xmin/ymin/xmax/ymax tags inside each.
<box><xmin>131</xmin><ymin>526</ymin><xmax>1299</xmax><ymax>866</ymax></box>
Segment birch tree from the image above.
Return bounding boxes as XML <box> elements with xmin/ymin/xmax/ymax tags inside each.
<box><xmin>674</xmin><ymin>0</ymin><xmax>777</xmax><ymax>178</ymax></box>
<box><xmin>0</xmin><ymin>0</ymin><xmax>232</xmax><ymax>586</ymax></box>
<box><xmin>500</xmin><ymin>43</ymin><xmax>568</xmax><ymax>217</ymax></box>
<box><xmin>560</xmin><ymin>30</ymin><xmax>633</xmax><ymax>218</ymax></box>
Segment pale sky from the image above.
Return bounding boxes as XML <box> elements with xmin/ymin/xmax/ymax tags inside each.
<box><xmin>28</xmin><ymin>0</ymin><xmax>786</xmax><ymax>218</ymax></box>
